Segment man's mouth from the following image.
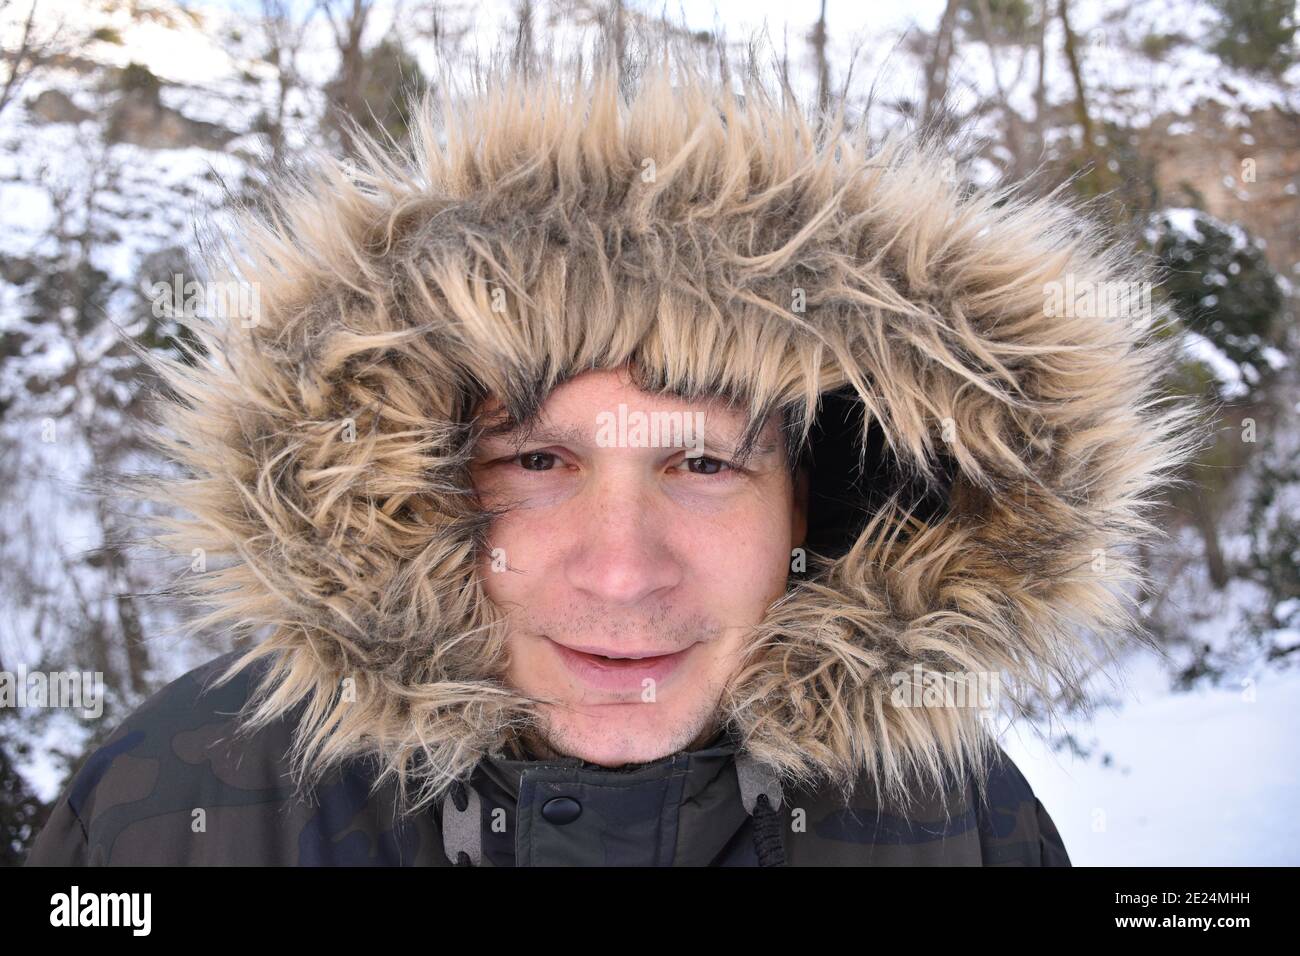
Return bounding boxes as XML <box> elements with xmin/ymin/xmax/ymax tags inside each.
<box><xmin>563</xmin><ymin>643</ymin><xmax>685</xmax><ymax>661</ymax></box>
<box><xmin>547</xmin><ymin>639</ymin><xmax>697</xmax><ymax>693</ymax></box>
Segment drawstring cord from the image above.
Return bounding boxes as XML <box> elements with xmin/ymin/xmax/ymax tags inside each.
<box><xmin>735</xmin><ymin>751</ymin><xmax>788</xmax><ymax>866</ymax></box>
<box><xmin>750</xmin><ymin>792</ymin><xmax>788</xmax><ymax>866</ymax></box>
<box><xmin>449</xmin><ymin>779</ymin><xmax>469</xmax><ymax>812</ymax></box>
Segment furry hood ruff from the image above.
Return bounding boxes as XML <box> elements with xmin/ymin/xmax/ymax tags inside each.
<box><xmin>144</xmin><ymin>53</ymin><xmax>1191</xmax><ymax>813</ymax></box>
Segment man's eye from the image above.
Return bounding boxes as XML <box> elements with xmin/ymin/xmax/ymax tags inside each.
<box><xmin>680</xmin><ymin>456</ymin><xmax>731</xmax><ymax>476</ymax></box>
<box><xmin>516</xmin><ymin>451</ymin><xmax>558</xmax><ymax>471</ymax></box>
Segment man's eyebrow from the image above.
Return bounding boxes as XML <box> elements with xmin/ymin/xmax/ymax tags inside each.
<box><xmin>473</xmin><ymin>414</ymin><xmax>780</xmax><ymax>461</ymax></box>
<box><xmin>474</xmin><ymin>421</ymin><xmax>589</xmax><ymax>447</ymax></box>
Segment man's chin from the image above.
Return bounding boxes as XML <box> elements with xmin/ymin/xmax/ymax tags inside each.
<box><xmin>534</xmin><ymin>728</ymin><xmax>682</xmax><ymax>768</ymax></box>
<box><xmin>528</xmin><ymin>708</ymin><xmax>715</xmax><ymax>768</ymax></box>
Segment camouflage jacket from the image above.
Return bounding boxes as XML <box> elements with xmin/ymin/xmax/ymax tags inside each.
<box><xmin>26</xmin><ymin>653</ymin><xmax>1069</xmax><ymax>867</ymax></box>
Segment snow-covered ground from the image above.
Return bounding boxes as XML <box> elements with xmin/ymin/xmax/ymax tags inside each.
<box><xmin>1003</xmin><ymin>652</ymin><xmax>1300</xmax><ymax>866</ymax></box>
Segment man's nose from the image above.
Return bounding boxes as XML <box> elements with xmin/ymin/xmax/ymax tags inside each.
<box><xmin>563</xmin><ymin>472</ymin><xmax>683</xmax><ymax>607</ymax></box>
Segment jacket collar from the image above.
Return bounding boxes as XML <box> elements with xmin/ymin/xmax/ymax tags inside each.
<box><xmin>456</xmin><ymin>728</ymin><xmax>752</xmax><ymax>866</ymax></box>
<box><xmin>476</xmin><ymin>724</ymin><xmax>739</xmax><ymax>799</ymax></box>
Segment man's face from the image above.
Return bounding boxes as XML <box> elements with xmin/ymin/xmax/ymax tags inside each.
<box><xmin>469</xmin><ymin>367</ymin><xmax>808</xmax><ymax>767</ymax></box>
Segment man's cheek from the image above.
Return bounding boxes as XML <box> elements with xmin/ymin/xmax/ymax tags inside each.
<box><xmin>482</xmin><ymin>512</ymin><xmax>552</xmax><ymax>580</ymax></box>
<box><xmin>686</xmin><ymin>515</ymin><xmax>787</xmax><ymax>581</ymax></box>
<box><xmin>724</xmin><ymin>538</ymin><xmax>790</xmax><ymax>622</ymax></box>
<box><xmin>481</xmin><ymin>555</ymin><xmax>536</xmax><ymax>615</ymax></box>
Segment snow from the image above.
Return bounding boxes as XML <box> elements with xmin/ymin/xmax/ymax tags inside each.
<box><xmin>1003</xmin><ymin>655</ymin><xmax>1300</xmax><ymax>865</ymax></box>
<box><xmin>1183</xmin><ymin>330</ymin><xmax>1248</xmax><ymax>398</ymax></box>
<box><xmin>10</xmin><ymin>0</ymin><xmax>246</xmax><ymax>86</ymax></box>
<box><xmin>1163</xmin><ymin>206</ymin><xmax>1205</xmax><ymax>242</ymax></box>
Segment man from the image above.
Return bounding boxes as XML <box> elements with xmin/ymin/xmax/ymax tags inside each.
<box><xmin>26</xmin><ymin>51</ymin><xmax>1183</xmax><ymax>866</ymax></box>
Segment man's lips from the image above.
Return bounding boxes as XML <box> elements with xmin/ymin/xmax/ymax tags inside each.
<box><xmin>547</xmin><ymin>638</ymin><xmax>697</xmax><ymax>694</ymax></box>
<box><xmin>560</xmin><ymin>642</ymin><xmax>687</xmax><ymax>660</ymax></box>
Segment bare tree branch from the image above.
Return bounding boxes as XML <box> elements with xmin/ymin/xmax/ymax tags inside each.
<box><xmin>0</xmin><ymin>0</ymin><xmax>44</xmax><ymax>118</ymax></box>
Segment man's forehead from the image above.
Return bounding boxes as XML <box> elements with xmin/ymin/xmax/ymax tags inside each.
<box><xmin>471</xmin><ymin>389</ymin><xmax>781</xmax><ymax>456</ymax></box>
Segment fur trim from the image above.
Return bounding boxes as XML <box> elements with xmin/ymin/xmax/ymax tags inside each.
<box><xmin>141</xmin><ymin>49</ymin><xmax>1195</xmax><ymax>813</ymax></box>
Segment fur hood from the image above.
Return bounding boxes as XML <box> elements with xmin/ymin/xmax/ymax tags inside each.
<box><xmin>144</xmin><ymin>52</ymin><xmax>1190</xmax><ymax>814</ymax></box>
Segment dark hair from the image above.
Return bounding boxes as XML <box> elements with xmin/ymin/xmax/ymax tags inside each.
<box><xmin>784</xmin><ymin>389</ymin><xmax>953</xmax><ymax>560</ymax></box>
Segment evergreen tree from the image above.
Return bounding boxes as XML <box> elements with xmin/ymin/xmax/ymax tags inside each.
<box><xmin>1208</xmin><ymin>0</ymin><xmax>1297</xmax><ymax>75</ymax></box>
<box><xmin>1151</xmin><ymin>209</ymin><xmax>1284</xmax><ymax>399</ymax></box>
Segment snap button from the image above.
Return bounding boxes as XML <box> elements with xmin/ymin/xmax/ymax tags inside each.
<box><xmin>541</xmin><ymin>796</ymin><xmax>582</xmax><ymax>825</ymax></box>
